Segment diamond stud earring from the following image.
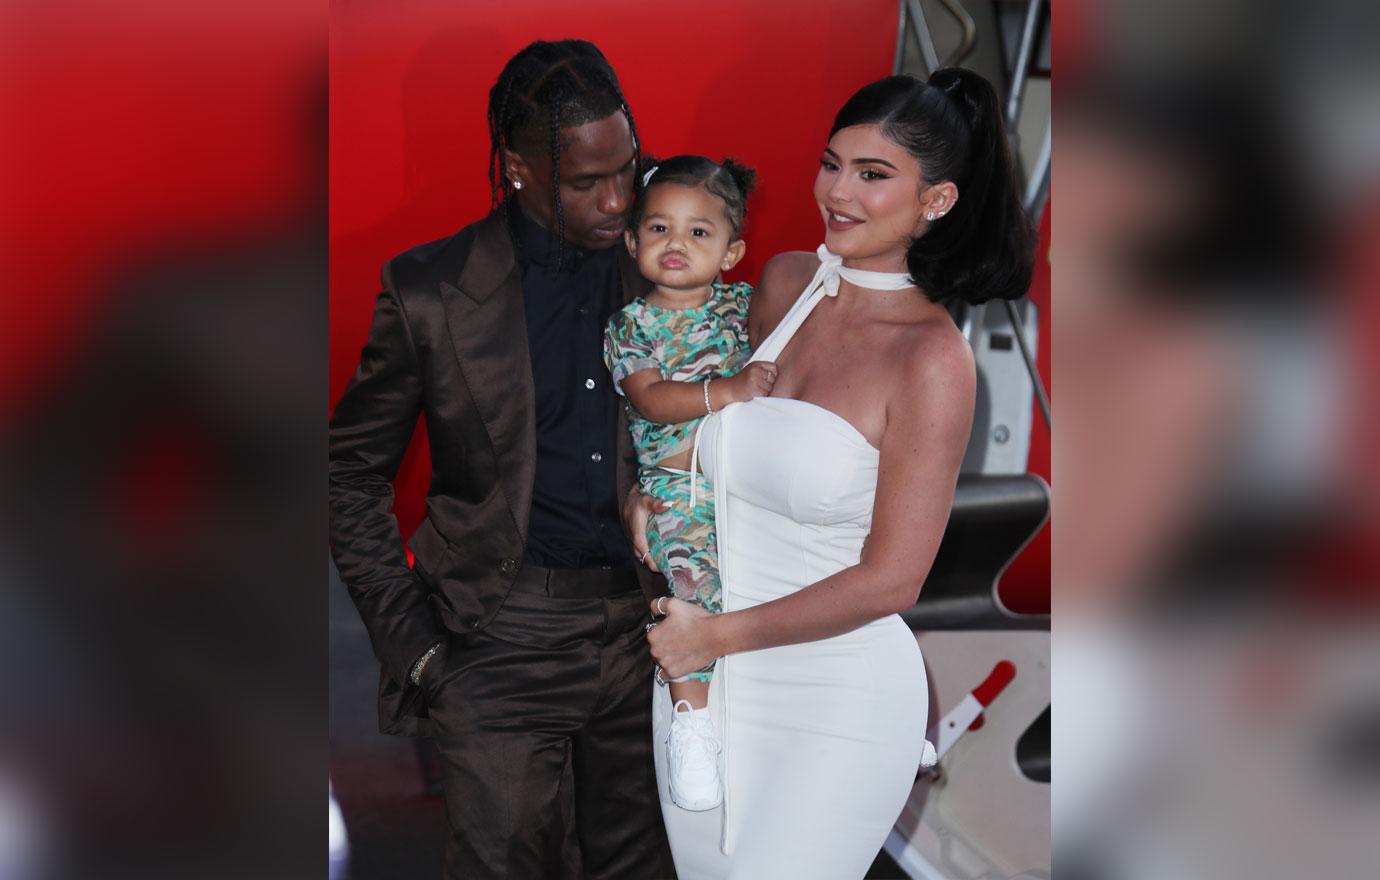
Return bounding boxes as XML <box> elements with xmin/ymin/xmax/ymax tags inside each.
<box><xmin>512</xmin><ymin>179</ymin><xmax>523</xmax><ymax>190</ymax></box>
<box><xmin>926</xmin><ymin>211</ymin><xmax>935</xmax><ymax>221</ymax></box>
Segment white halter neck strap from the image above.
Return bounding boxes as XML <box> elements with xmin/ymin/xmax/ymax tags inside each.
<box><xmin>747</xmin><ymin>245</ymin><xmax>912</xmax><ymax>366</ymax></box>
<box><xmin>815</xmin><ymin>244</ymin><xmax>915</xmax><ymax>295</ymax></box>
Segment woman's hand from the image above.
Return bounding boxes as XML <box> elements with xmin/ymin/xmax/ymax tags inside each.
<box><xmin>622</xmin><ymin>486</ymin><xmax>670</xmax><ymax>572</ymax></box>
<box><xmin>647</xmin><ymin>597</ymin><xmax>717</xmax><ymax>679</ymax></box>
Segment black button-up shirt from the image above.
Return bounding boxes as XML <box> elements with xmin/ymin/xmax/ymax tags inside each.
<box><xmin>509</xmin><ymin>204</ymin><xmax>635</xmax><ymax>569</ymax></box>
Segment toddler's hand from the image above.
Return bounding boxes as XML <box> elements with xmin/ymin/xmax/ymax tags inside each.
<box><xmin>725</xmin><ymin>361</ymin><xmax>778</xmax><ymax>403</ymax></box>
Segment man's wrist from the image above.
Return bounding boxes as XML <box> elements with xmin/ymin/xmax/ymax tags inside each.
<box><xmin>409</xmin><ymin>640</ymin><xmax>446</xmax><ymax>687</ymax></box>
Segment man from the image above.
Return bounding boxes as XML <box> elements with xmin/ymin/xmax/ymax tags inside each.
<box><xmin>329</xmin><ymin>40</ymin><xmax>674</xmax><ymax>879</ymax></box>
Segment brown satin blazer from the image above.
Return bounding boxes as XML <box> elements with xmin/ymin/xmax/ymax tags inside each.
<box><xmin>329</xmin><ymin>211</ymin><xmax>659</xmax><ymax>736</ymax></box>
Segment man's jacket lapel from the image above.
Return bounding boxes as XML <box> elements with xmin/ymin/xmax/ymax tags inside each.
<box><xmin>439</xmin><ymin>214</ymin><xmax>536</xmax><ymax>545</ymax></box>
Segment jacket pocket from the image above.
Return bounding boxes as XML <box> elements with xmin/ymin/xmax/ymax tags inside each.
<box><xmin>408</xmin><ymin>518</ymin><xmax>453</xmax><ymax>589</ymax></box>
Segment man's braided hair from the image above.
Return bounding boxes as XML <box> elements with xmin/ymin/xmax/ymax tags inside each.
<box><xmin>487</xmin><ymin>40</ymin><xmax>641</xmax><ymax>268</ymax></box>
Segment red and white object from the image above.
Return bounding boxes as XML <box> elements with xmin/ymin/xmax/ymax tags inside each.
<box><xmin>885</xmin><ymin>642</ymin><xmax>1044</xmax><ymax>880</ymax></box>
<box><xmin>934</xmin><ymin>660</ymin><xmax>1017</xmax><ymax>759</ymax></box>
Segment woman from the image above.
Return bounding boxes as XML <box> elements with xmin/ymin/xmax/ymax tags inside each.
<box><xmin>632</xmin><ymin>69</ymin><xmax>1035</xmax><ymax>878</ymax></box>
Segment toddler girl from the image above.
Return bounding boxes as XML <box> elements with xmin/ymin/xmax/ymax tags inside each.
<box><xmin>603</xmin><ymin>155</ymin><xmax>777</xmax><ymax>811</ymax></box>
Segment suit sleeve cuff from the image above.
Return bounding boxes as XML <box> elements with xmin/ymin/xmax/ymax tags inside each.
<box><xmin>384</xmin><ymin>616</ymin><xmax>450</xmax><ymax>690</ymax></box>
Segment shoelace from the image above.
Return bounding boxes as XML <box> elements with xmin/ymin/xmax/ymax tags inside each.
<box><xmin>669</xmin><ymin>718</ymin><xmax>722</xmax><ymax>766</ymax></box>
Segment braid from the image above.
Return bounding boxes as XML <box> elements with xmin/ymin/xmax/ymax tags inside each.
<box><xmin>549</xmin><ymin>97</ymin><xmax>565</xmax><ymax>269</ymax></box>
<box><xmin>489</xmin><ymin>75</ymin><xmax>517</xmax><ymax>211</ymax></box>
<box><xmin>605</xmin><ymin>77</ymin><xmax>642</xmax><ymax>177</ymax></box>
<box><xmin>487</xmin><ymin>99</ymin><xmax>501</xmax><ymax>209</ymax></box>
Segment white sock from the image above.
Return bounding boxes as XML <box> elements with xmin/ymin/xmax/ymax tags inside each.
<box><xmin>672</xmin><ymin>701</ymin><xmax>711</xmax><ymax>723</ymax></box>
<box><xmin>686</xmin><ymin>706</ymin><xmax>710</xmax><ymax>721</ymax></box>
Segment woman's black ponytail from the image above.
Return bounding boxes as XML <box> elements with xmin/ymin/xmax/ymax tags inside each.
<box><xmin>830</xmin><ymin>69</ymin><xmax>1035</xmax><ymax>304</ymax></box>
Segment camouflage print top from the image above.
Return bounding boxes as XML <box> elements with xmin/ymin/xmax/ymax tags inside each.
<box><xmin>603</xmin><ymin>281</ymin><xmax>753</xmax><ymax>470</ymax></box>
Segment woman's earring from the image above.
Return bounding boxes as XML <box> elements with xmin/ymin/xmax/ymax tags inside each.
<box><xmin>512</xmin><ymin>179</ymin><xmax>523</xmax><ymax>190</ymax></box>
<box><xmin>926</xmin><ymin>211</ymin><xmax>935</xmax><ymax>221</ymax></box>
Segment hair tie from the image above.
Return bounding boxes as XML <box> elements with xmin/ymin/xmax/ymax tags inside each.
<box><xmin>931</xmin><ymin>77</ymin><xmax>970</xmax><ymax>130</ymax></box>
<box><xmin>641</xmin><ymin>165</ymin><xmax>658</xmax><ymax>187</ymax></box>
<box><xmin>929</xmin><ymin>76</ymin><xmax>962</xmax><ymax>111</ymax></box>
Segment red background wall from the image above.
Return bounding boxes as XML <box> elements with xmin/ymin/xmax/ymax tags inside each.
<box><xmin>1</xmin><ymin>3</ymin><xmax>319</xmax><ymax>418</ymax></box>
<box><xmin>329</xmin><ymin>0</ymin><xmax>1051</xmax><ymax>613</ymax></box>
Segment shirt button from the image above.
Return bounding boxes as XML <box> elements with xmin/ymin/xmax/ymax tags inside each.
<box><xmin>577</xmin><ymin>306</ymin><xmax>590</xmax><ymax>317</ymax></box>
<box><xmin>590</xmin><ymin>452</ymin><xmax>603</xmax><ymax>463</ymax></box>
<box><xmin>584</xmin><ymin>378</ymin><xmax>596</xmax><ymax>390</ymax></box>
<box><xmin>499</xmin><ymin>557</ymin><xmax>518</xmax><ymax>575</ymax></box>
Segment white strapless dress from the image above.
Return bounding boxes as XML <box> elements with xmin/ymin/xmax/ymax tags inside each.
<box><xmin>652</xmin><ymin>252</ymin><xmax>934</xmax><ymax>879</ymax></box>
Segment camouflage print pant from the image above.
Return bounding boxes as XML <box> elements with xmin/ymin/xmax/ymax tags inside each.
<box><xmin>641</xmin><ymin>466</ymin><xmax>719</xmax><ymax>682</ymax></box>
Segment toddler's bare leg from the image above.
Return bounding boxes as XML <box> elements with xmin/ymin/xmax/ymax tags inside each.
<box><xmin>669</xmin><ymin>678</ymin><xmax>710</xmax><ymax>710</ymax></box>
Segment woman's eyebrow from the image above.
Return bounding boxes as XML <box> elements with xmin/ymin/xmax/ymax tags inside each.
<box><xmin>853</xmin><ymin>157</ymin><xmax>899</xmax><ymax>170</ymax></box>
<box><xmin>822</xmin><ymin>147</ymin><xmax>899</xmax><ymax>171</ymax></box>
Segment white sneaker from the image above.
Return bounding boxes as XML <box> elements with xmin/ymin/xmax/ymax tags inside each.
<box><xmin>666</xmin><ymin>700</ymin><xmax>723</xmax><ymax>811</ymax></box>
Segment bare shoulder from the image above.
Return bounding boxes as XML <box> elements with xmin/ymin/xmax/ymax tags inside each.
<box><xmin>750</xmin><ymin>251</ymin><xmax>818</xmax><ymax>344</ymax></box>
<box><xmin>889</xmin><ymin>310</ymin><xmax>976</xmax><ymax>424</ymax></box>
<box><xmin>759</xmin><ymin>250</ymin><xmax>819</xmax><ymax>290</ymax></box>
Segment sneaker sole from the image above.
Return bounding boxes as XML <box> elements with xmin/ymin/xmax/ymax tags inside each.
<box><xmin>669</xmin><ymin>787</ymin><xmax>723</xmax><ymax>812</ymax></box>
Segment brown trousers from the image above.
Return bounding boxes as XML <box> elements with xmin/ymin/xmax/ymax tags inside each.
<box><xmin>426</xmin><ymin>574</ymin><xmax>675</xmax><ymax>879</ymax></box>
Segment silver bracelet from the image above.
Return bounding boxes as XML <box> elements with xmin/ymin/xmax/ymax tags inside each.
<box><xmin>703</xmin><ymin>378</ymin><xmax>714</xmax><ymax>415</ymax></box>
<box><xmin>409</xmin><ymin>641</ymin><xmax>445</xmax><ymax>686</ymax></box>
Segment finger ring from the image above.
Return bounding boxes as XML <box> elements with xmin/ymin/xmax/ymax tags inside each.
<box><xmin>645</xmin><ymin>621</ymin><xmax>656</xmax><ymax>633</ymax></box>
<box><xmin>654</xmin><ymin>666</ymin><xmax>666</xmax><ymax>685</ymax></box>
<box><xmin>656</xmin><ymin>597</ymin><xmax>668</xmax><ymax>616</ymax></box>
<box><xmin>641</xmin><ymin>550</ymin><xmax>651</xmax><ymax>563</ymax></box>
